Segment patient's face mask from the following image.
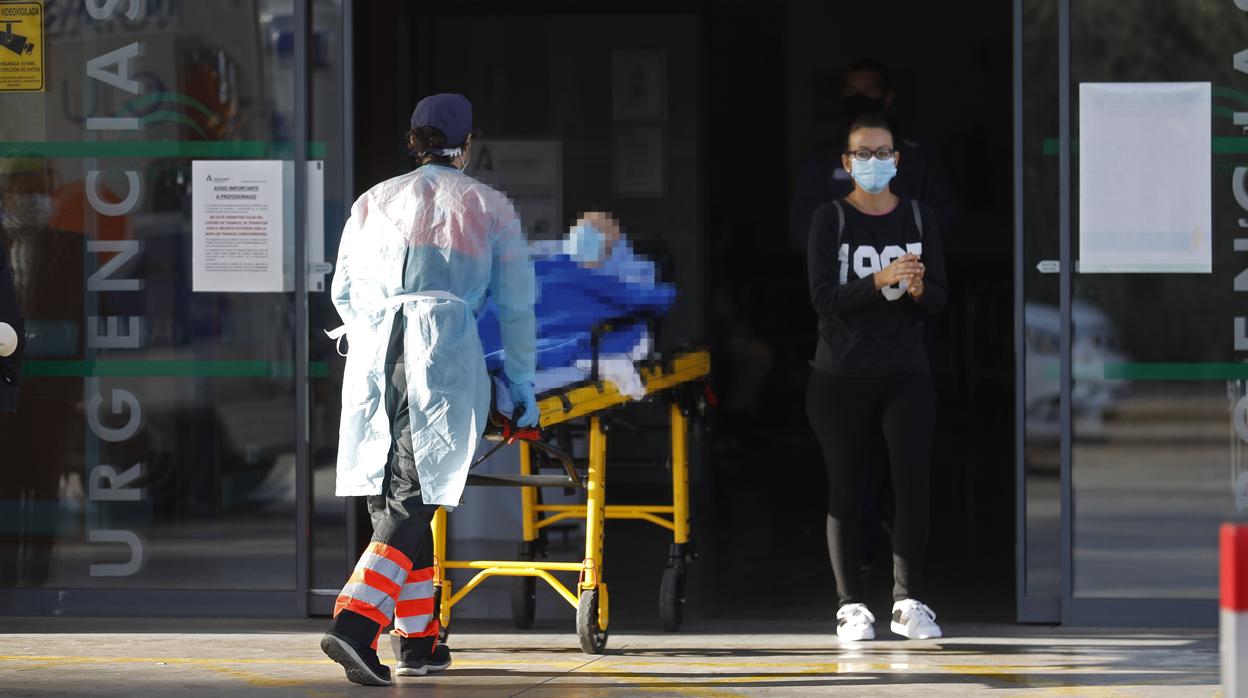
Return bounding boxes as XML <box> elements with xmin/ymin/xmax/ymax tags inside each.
<box><xmin>567</xmin><ymin>223</ymin><xmax>606</xmax><ymax>265</ymax></box>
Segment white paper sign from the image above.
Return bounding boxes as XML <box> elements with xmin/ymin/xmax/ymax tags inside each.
<box><xmin>612</xmin><ymin>50</ymin><xmax>667</xmax><ymax>122</ymax></box>
<box><xmin>614</xmin><ymin>127</ymin><xmax>664</xmax><ymax>198</ymax></box>
<box><xmin>193</xmin><ymin>160</ymin><xmax>285</xmax><ymax>292</ymax></box>
<box><xmin>1078</xmin><ymin>82</ymin><xmax>1211</xmax><ymax>274</ymax></box>
<box><xmin>466</xmin><ymin>140</ymin><xmax>563</xmax><ymax>239</ymax></box>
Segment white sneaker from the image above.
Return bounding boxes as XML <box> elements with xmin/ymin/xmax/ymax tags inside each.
<box><xmin>890</xmin><ymin>599</ymin><xmax>942</xmax><ymax>639</ymax></box>
<box><xmin>836</xmin><ymin>603</ymin><xmax>876</xmax><ymax>642</ymax></box>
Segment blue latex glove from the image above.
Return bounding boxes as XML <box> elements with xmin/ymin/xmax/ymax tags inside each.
<box><xmin>509</xmin><ymin>381</ymin><xmax>540</xmax><ymax>428</ymax></box>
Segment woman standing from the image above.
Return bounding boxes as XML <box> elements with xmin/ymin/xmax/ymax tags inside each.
<box><xmin>806</xmin><ymin>114</ymin><xmax>947</xmax><ymax>642</ymax></box>
<box><xmin>321</xmin><ymin>93</ymin><xmax>539</xmax><ymax>686</ymax></box>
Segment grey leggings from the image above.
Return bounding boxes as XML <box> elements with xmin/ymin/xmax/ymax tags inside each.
<box><xmin>806</xmin><ymin>369</ymin><xmax>934</xmax><ymax>606</ymax></box>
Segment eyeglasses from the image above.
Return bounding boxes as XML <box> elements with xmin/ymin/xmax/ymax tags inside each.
<box><xmin>844</xmin><ymin>147</ymin><xmax>897</xmax><ymax>161</ymax></box>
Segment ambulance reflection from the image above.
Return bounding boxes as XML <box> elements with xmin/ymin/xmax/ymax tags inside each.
<box><xmin>1025</xmin><ymin>301</ymin><xmax>1127</xmax><ymax>437</ymax></box>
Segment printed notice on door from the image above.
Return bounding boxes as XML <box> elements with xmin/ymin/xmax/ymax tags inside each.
<box><xmin>192</xmin><ymin>160</ymin><xmax>285</xmax><ymax>293</ymax></box>
<box><xmin>1079</xmin><ymin>82</ymin><xmax>1211</xmax><ymax>273</ymax></box>
<box><xmin>0</xmin><ymin>1</ymin><xmax>44</xmax><ymax>91</ymax></box>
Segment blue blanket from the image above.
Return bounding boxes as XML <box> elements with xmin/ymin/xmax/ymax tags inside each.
<box><xmin>478</xmin><ymin>254</ymin><xmax>676</xmax><ymax>373</ymax></box>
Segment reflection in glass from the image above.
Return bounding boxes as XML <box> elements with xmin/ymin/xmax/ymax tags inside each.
<box><xmin>0</xmin><ymin>0</ymin><xmax>301</xmax><ymax>591</ymax></box>
<box><xmin>1069</xmin><ymin>0</ymin><xmax>1244</xmax><ymax>600</ymax></box>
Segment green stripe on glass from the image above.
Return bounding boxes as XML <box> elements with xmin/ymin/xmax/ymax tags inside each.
<box><xmin>1214</xmin><ymin>86</ymin><xmax>1248</xmax><ymax>107</ymax></box>
<box><xmin>1041</xmin><ymin>362</ymin><xmax>1248</xmax><ymax>381</ymax></box>
<box><xmin>1101</xmin><ymin>363</ymin><xmax>1248</xmax><ymax>381</ymax></box>
<box><xmin>0</xmin><ymin>141</ymin><xmax>328</xmax><ymax>159</ymax></box>
<box><xmin>24</xmin><ymin>360</ymin><xmax>329</xmax><ymax>379</ymax></box>
<box><xmin>1042</xmin><ymin>137</ymin><xmax>1248</xmax><ymax>156</ymax></box>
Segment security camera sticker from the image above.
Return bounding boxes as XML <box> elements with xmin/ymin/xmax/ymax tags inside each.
<box><xmin>0</xmin><ymin>2</ymin><xmax>43</xmax><ymax>92</ymax></box>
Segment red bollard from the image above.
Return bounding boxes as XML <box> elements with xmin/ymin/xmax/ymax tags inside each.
<box><xmin>1222</xmin><ymin>524</ymin><xmax>1248</xmax><ymax>697</ymax></box>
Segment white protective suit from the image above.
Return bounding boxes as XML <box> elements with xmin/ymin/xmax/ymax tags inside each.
<box><xmin>330</xmin><ymin>164</ymin><xmax>536</xmax><ymax>505</ymax></box>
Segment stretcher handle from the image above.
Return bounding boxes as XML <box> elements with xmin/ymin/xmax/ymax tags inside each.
<box><xmin>527</xmin><ymin>436</ymin><xmax>581</xmax><ymax>488</ymax></box>
<box><xmin>476</xmin><ymin>412</ymin><xmax>582</xmax><ymax>488</ymax></box>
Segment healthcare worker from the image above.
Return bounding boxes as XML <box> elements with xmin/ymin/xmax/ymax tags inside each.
<box><xmin>805</xmin><ymin>113</ymin><xmax>946</xmax><ymax>643</ymax></box>
<box><xmin>321</xmin><ymin>93</ymin><xmax>538</xmax><ymax>687</ymax></box>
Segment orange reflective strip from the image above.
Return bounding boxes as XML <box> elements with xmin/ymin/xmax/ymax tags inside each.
<box><xmin>335</xmin><ymin>596</ymin><xmax>391</xmax><ymax>628</ymax></box>
<box><xmin>395</xmin><ymin>597</ymin><xmax>435</xmax><ymax>618</ymax></box>
<box><xmin>406</xmin><ymin>567</ymin><xmax>435</xmax><ymax>584</ymax></box>
<box><xmin>366</xmin><ymin>541</ymin><xmax>413</xmax><ymax>571</ymax></box>
<box><xmin>349</xmin><ymin>567</ymin><xmax>402</xmax><ymax>601</ymax></box>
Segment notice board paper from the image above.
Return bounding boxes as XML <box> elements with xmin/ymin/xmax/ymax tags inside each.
<box><xmin>1078</xmin><ymin>82</ymin><xmax>1211</xmax><ymax>274</ymax></box>
<box><xmin>192</xmin><ymin>160</ymin><xmax>285</xmax><ymax>292</ymax></box>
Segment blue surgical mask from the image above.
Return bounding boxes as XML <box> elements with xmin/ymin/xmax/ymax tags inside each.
<box><xmin>566</xmin><ymin>223</ymin><xmax>605</xmax><ymax>264</ymax></box>
<box><xmin>850</xmin><ymin>157</ymin><xmax>897</xmax><ymax>194</ymax></box>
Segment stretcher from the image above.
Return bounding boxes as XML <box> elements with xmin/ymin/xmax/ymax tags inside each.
<box><xmin>429</xmin><ymin>348</ymin><xmax>711</xmax><ymax>654</ymax></box>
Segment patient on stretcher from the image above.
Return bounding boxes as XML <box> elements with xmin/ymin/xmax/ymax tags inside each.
<box><xmin>479</xmin><ymin>212</ymin><xmax>675</xmax><ymax>414</ymax></box>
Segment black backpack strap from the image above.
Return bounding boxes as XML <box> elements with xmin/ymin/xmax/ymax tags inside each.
<box><xmin>911</xmin><ymin>199</ymin><xmax>924</xmax><ymax>239</ymax></box>
<box><xmin>831</xmin><ymin>200</ymin><xmax>846</xmax><ymax>248</ymax></box>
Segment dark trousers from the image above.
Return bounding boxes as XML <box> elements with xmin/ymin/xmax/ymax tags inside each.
<box><xmin>330</xmin><ymin>318</ymin><xmax>441</xmax><ymax>661</ymax></box>
<box><xmin>806</xmin><ymin>369</ymin><xmax>934</xmax><ymax>606</ymax></box>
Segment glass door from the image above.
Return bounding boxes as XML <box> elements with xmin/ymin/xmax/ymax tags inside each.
<box><xmin>0</xmin><ymin>0</ymin><xmax>344</xmax><ymax>617</ymax></box>
<box><xmin>1018</xmin><ymin>0</ymin><xmax>1242</xmax><ymax>626</ymax></box>
<box><xmin>1064</xmin><ymin>0</ymin><xmax>1239</xmax><ymax>626</ymax></box>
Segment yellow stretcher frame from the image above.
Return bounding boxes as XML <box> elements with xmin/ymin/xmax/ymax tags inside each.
<box><xmin>429</xmin><ymin>349</ymin><xmax>710</xmax><ymax>654</ymax></box>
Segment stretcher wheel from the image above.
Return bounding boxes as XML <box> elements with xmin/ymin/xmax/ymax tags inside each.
<box><xmin>576</xmin><ymin>588</ymin><xmax>608</xmax><ymax>654</ymax></box>
<box><xmin>659</xmin><ymin>565</ymin><xmax>686</xmax><ymax>632</ymax></box>
<box><xmin>511</xmin><ymin>576</ymin><xmax>536</xmax><ymax>629</ymax></box>
<box><xmin>438</xmin><ymin>624</ymin><xmax>449</xmax><ymax>644</ymax></box>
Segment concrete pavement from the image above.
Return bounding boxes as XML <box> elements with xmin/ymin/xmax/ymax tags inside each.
<box><xmin>0</xmin><ymin>618</ymin><xmax>1219</xmax><ymax>696</ymax></box>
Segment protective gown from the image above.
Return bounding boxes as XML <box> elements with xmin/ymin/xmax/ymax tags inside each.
<box><xmin>330</xmin><ymin>164</ymin><xmax>536</xmax><ymax>505</ymax></box>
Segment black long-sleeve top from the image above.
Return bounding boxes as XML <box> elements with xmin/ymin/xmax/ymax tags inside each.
<box><xmin>807</xmin><ymin>196</ymin><xmax>947</xmax><ymax>376</ymax></box>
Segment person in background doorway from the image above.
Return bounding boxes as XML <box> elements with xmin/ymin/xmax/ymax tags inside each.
<box><xmin>806</xmin><ymin>114</ymin><xmax>947</xmax><ymax>642</ymax></box>
<box><xmin>791</xmin><ymin>58</ymin><xmax>955</xmax><ymax>254</ymax></box>
<box><xmin>321</xmin><ymin>93</ymin><xmax>538</xmax><ymax>686</ymax></box>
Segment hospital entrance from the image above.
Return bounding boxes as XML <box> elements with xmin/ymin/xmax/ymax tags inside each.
<box><xmin>0</xmin><ymin>0</ymin><xmax>1236</xmax><ymax>631</ymax></box>
<box><xmin>345</xmin><ymin>0</ymin><xmax>1018</xmax><ymax>628</ymax></box>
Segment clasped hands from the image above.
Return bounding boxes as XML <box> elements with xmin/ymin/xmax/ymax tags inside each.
<box><xmin>873</xmin><ymin>254</ymin><xmax>926</xmax><ymax>299</ymax></box>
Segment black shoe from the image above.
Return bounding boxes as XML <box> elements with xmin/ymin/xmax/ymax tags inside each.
<box><xmin>396</xmin><ymin>643</ymin><xmax>452</xmax><ymax>677</ymax></box>
<box><xmin>320</xmin><ymin>632</ymin><xmax>393</xmax><ymax>686</ymax></box>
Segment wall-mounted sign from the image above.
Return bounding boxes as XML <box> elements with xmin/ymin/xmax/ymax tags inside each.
<box><xmin>612</xmin><ymin>49</ymin><xmax>666</xmax><ymax>122</ymax></box>
<box><xmin>614</xmin><ymin>126</ymin><xmax>664</xmax><ymax>198</ymax></box>
<box><xmin>0</xmin><ymin>1</ymin><xmax>44</xmax><ymax>92</ymax></box>
<box><xmin>467</xmin><ymin>139</ymin><xmax>563</xmax><ymax>239</ymax></box>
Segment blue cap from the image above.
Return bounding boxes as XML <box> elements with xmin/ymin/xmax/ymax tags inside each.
<box><xmin>410</xmin><ymin>93</ymin><xmax>472</xmax><ymax>150</ymax></box>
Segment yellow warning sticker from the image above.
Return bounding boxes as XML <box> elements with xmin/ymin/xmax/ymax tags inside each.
<box><xmin>0</xmin><ymin>1</ymin><xmax>43</xmax><ymax>92</ymax></box>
